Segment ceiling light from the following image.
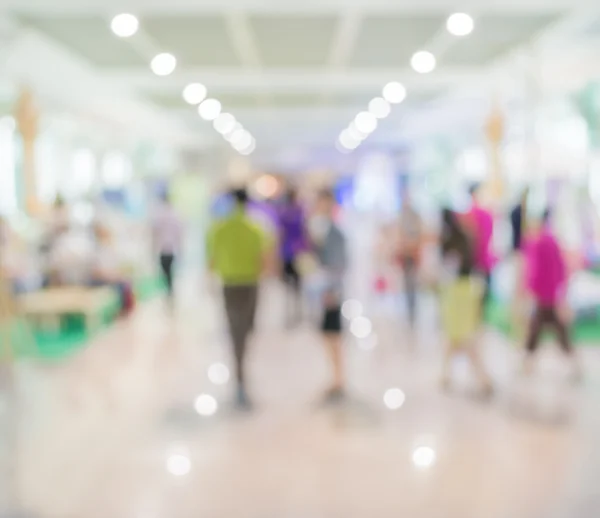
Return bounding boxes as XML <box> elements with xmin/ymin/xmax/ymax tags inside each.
<box><xmin>382</xmin><ymin>82</ymin><xmax>407</xmax><ymax>104</ymax></box>
<box><xmin>233</xmin><ymin>131</ymin><xmax>253</xmax><ymax>151</ymax></box>
<box><xmin>347</xmin><ymin>122</ymin><xmax>367</xmax><ymax>142</ymax></box>
<box><xmin>151</xmin><ymin>53</ymin><xmax>177</xmax><ymax>76</ymax></box>
<box><xmin>213</xmin><ymin>113</ymin><xmax>236</xmax><ymax>134</ymax></box>
<box><xmin>447</xmin><ymin>13</ymin><xmax>474</xmax><ymax>36</ymax></box>
<box><xmin>354</xmin><ymin>111</ymin><xmax>378</xmax><ymax>134</ymax></box>
<box><xmin>110</xmin><ymin>13</ymin><xmax>139</xmax><ymax>38</ymax></box>
<box><xmin>411</xmin><ymin>51</ymin><xmax>436</xmax><ymax>74</ymax></box>
<box><xmin>198</xmin><ymin>98</ymin><xmax>221</xmax><ymax>121</ymax></box>
<box><xmin>239</xmin><ymin>139</ymin><xmax>256</xmax><ymax>155</ymax></box>
<box><xmin>339</xmin><ymin>130</ymin><xmax>360</xmax><ymax>150</ymax></box>
<box><xmin>368</xmin><ymin>97</ymin><xmax>391</xmax><ymax>119</ymax></box>
<box><xmin>182</xmin><ymin>83</ymin><xmax>207</xmax><ymax>105</ymax></box>
<box><xmin>229</xmin><ymin>127</ymin><xmax>246</xmax><ymax>145</ymax></box>
<box><xmin>224</xmin><ymin>123</ymin><xmax>242</xmax><ymax>142</ymax></box>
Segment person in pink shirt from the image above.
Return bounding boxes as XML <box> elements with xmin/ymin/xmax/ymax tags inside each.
<box><xmin>464</xmin><ymin>185</ymin><xmax>495</xmax><ymax>310</ymax></box>
<box><xmin>523</xmin><ymin>210</ymin><xmax>581</xmax><ymax>377</ymax></box>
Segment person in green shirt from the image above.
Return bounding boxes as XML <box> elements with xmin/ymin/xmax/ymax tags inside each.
<box><xmin>207</xmin><ymin>188</ymin><xmax>273</xmax><ymax>409</ymax></box>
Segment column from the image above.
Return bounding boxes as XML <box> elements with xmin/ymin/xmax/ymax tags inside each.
<box><xmin>14</xmin><ymin>88</ymin><xmax>39</xmax><ymax>215</ymax></box>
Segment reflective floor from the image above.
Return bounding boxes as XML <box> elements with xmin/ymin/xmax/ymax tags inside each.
<box><xmin>3</xmin><ymin>278</ymin><xmax>600</xmax><ymax>518</ymax></box>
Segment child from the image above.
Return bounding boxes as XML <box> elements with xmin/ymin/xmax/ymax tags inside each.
<box><xmin>522</xmin><ymin>210</ymin><xmax>581</xmax><ymax>378</ymax></box>
<box><xmin>439</xmin><ymin>209</ymin><xmax>493</xmax><ymax>395</ymax></box>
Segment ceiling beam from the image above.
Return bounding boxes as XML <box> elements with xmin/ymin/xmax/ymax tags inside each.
<box><xmin>5</xmin><ymin>0</ymin><xmax>588</xmax><ymax>16</ymax></box>
<box><xmin>327</xmin><ymin>10</ymin><xmax>362</xmax><ymax>69</ymax></box>
<box><xmin>105</xmin><ymin>67</ymin><xmax>483</xmax><ymax>93</ymax></box>
<box><xmin>225</xmin><ymin>11</ymin><xmax>262</xmax><ymax>70</ymax></box>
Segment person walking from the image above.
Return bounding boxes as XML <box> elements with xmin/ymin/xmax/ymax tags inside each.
<box><xmin>277</xmin><ymin>188</ymin><xmax>308</xmax><ymax>326</ymax></box>
<box><xmin>396</xmin><ymin>193</ymin><xmax>423</xmax><ymax>327</ymax></box>
<box><xmin>309</xmin><ymin>190</ymin><xmax>348</xmax><ymax>403</ymax></box>
<box><xmin>152</xmin><ymin>193</ymin><xmax>184</xmax><ymax>302</ymax></box>
<box><xmin>464</xmin><ymin>184</ymin><xmax>495</xmax><ymax>311</ymax></box>
<box><xmin>522</xmin><ymin>209</ymin><xmax>581</xmax><ymax>379</ymax></box>
<box><xmin>207</xmin><ymin>188</ymin><xmax>273</xmax><ymax>409</ymax></box>
<box><xmin>439</xmin><ymin>209</ymin><xmax>493</xmax><ymax>395</ymax></box>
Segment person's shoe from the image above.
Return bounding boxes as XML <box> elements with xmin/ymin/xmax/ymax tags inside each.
<box><xmin>321</xmin><ymin>386</ymin><xmax>346</xmax><ymax>406</ymax></box>
<box><xmin>235</xmin><ymin>386</ymin><xmax>253</xmax><ymax>411</ymax></box>
<box><xmin>478</xmin><ymin>382</ymin><xmax>494</xmax><ymax>399</ymax></box>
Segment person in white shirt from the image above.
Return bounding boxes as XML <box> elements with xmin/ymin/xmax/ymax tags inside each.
<box><xmin>152</xmin><ymin>193</ymin><xmax>184</xmax><ymax>300</ymax></box>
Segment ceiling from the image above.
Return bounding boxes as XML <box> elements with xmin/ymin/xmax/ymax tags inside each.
<box><xmin>2</xmin><ymin>0</ymin><xmax>600</xmax><ymax>169</ymax></box>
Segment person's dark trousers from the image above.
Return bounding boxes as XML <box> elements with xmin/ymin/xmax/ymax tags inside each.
<box><xmin>223</xmin><ymin>285</ymin><xmax>258</xmax><ymax>390</ymax></box>
<box><xmin>526</xmin><ymin>304</ymin><xmax>572</xmax><ymax>354</ymax></box>
<box><xmin>476</xmin><ymin>269</ymin><xmax>492</xmax><ymax>314</ymax></box>
<box><xmin>159</xmin><ymin>253</ymin><xmax>175</xmax><ymax>297</ymax></box>
<box><xmin>401</xmin><ymin>256</ymin><xmax>418</xmax><ymax>326</ymax></box>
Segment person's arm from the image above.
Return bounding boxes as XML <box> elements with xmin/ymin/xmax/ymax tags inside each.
<box><xmin>260</xmin><ymin>227</ymin><xmax>277</xmax><ymax>277</ymax></box>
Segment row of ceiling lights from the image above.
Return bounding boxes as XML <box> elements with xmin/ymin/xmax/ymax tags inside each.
<box><xmin>337</xmin><ymin>82</ymin><xmax>406</xmax><ymax>152</ymax></box>
<box><xmin>110</xmin><ymin>14</ymin><xmax>256</xmax><ymax>155</ymax></box>
<box><xmin>337</xmin><ymin>12</ymin><xmax>475</xmax><ymax>151</ymax></box>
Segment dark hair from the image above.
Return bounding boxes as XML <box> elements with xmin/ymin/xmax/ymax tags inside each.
<box><xmin>285</xmin><ymin>188</ymin><xmax>298</xmax><ymax>204</ymax></box>
<box><xmin>318</xmin><ymin>188</ymin><xmax>335</xmax><ymax>202</ymax></box>
<box><xmin>468</xmin><ymin>183</ymin><xmax>480</xmax><ymax>197</ymax></box>
<box><xmin>542</xmin><ymin>208</ymin><xmax>552</xmax><ymax>225</ymax></box>
<box><xmin>231</xmin><ymin>188</ymin><xmax>249</xmax><ymax>206</ymax></box>
<box><xmin>441</xmin><ymin>208</ymin><xmax>473</xmax><ymax>276</ymax></box>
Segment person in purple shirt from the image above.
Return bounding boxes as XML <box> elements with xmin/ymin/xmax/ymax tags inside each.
<box><xmin>277</xmin><ymin>188</ymin><xmax>308</xmax><ymax>325</ymax></box>
<box><xmin>523</xmin><ymin>209</ymin><xmax>581</xmax><ymax>379</ymax></box>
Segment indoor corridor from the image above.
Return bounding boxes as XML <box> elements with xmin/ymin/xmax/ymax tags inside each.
<box><xmin>3</xmin><ymin>275</ymin><xmax>600</xmax><ymax>518</ymax></box>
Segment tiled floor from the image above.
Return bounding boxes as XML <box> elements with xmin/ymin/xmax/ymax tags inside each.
<box><xmin>2</xmin><ymin>278</ymin><xmax>600</xmax><ymax>518</ymax></box>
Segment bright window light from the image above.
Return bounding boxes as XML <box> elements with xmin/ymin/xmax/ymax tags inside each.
<box><xmin>382</xmin><ymin>82</ymin><xmax>407</xmax><ymax>104</ymax></box>
<box><xmin>102</xmin><ymin>152</ymin><xmax>132</xmax><ymax>189</ymax></box>
<box><xmin>446</xmin><ymin>13</ymin><xmax>474</xmax><ymax>37</ymax></box>
<box><xmin>369</xmin><ymin>97</ymin><xmax>391</xmax><ymax>119</ymax></box>
<box><xmin>354</xmin><ymin>111</ymin><xmax>378</xmax><ymax>134</ymax></box>
<box><xmin>151</xmin><ymin>53</ymin><xmax>177</xmax><ymax>76</ymax></box>
<box><xmin>35</xmin><ymin>135</ymin><xmax>59</xmax><ymax>204</ymax></box>
<box><xmin>182</xmin><ymin>83</ymin><xmax>207</xmax><ymax>105</ymax></box>
<box><xmin>110</xmin><ymin>13</ymin><xmax>139</xmax><ymax>38</ymax></box>
<box><xmin>198</xmin><ymin>98</ymin><xmax>222</xmax><ymax>121</ymax></box>
<box><xmin>64</xmin><ymin>148</ymin><xmax>96</xmax><ymax>199</ymax></box>
<box><xmin>411</xmin><ymin>51</ymin><xmax>436</xmax><ymax>74</ymax></box>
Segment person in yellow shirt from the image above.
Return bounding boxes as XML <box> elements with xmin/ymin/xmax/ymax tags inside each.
<box><xmin>207</xmin><ymin>189</ymin><xmax>274</xmax><ymax>409</ymax></box>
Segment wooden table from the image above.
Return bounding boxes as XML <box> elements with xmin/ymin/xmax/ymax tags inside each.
<box><xmin>17</xmin><ymin>287</ymin><xmax>118</xmax><ymax>333</ymax></box>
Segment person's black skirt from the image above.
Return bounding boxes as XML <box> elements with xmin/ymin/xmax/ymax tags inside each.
<box><xmin>321</xmin><ymin>306</ymin><xmax>342</xmax><ymax>333</ymax></box>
